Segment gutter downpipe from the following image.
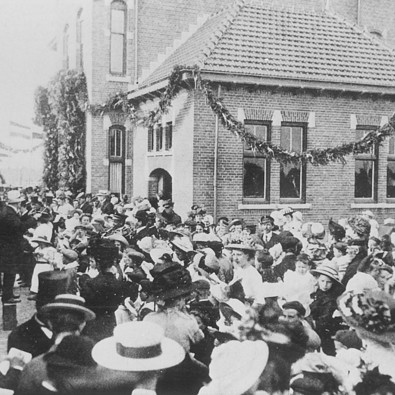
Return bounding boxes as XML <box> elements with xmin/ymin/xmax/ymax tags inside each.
<box><xmin>134</xmin><ymin>0</ymin><xmax>139</xmax><ymax>85</ymax></box>
<box><xmin>357</xmin><ymin>0</ymin><xmax>361</xmax><ymax>25</ymax></box>
<box><xmin>213</xmin><ymin>84</ymin><xmax>221</xmax><ymax>223</ymax></box>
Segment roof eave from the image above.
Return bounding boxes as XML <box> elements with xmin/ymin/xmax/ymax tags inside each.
<box><xmin>198</xmin><ymin>71</ymin><xmax>395</xmax><ymax>96</ymax></box>
<box><xmin>128</xmin><ymin>71</ymin><xmax>395</xmax><ymax>101</ymax></box>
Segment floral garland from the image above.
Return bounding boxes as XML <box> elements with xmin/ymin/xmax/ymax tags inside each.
<box><xmin>90</xmin><ymin>65</ymin><xmax>395</xmax><ymax>165</ymax></box>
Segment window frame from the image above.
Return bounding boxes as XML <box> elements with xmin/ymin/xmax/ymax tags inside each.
<box><xmin>63</xmin><ymin>25</ymin><xmax>69</xmax><ymax>70</ymax></box>
<box><xmin>242</xmin><ymin>120</ymin><xmax>271</xmax><ymax>202</ymax></box>
<box><xmin>110</xmin><ymin>0</ymin><xmax>127</xmax><ymax>75</ymax></box>
<box><xmin>279</xmin><ymin>122</ymin><xmax>307</xmax><ymax>203</ymax></box>
<box><xmin>387</xmin><ymin>135</ymin><xmax>395</xmax><ymax>199</ymax></box>
<box><xmin>108</xmin><ymin>125</ymin><xmax>126</xmax><ymax>194</ymax></box>
<box><xmin>76</xmin><ymin>9</ymin><xmax>84</xmax><ymax>70</ymax></box>
<box><xmin>354</xmin><ymin>125</ymin><xmax>378</xmax><ymax>202</ymax></box>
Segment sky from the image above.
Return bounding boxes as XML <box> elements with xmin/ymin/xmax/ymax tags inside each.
<box><xmin>0</xmin><ymin>0</ymin><xmax>61</xmax><ymax>185</ymax></box>
<box><xmin>0</xmin><ymin>0</ymin><xmax>60</xmax><ymax>139</ymax></box>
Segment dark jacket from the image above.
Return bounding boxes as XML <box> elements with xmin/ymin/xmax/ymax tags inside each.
<box><xmin>80</xmin><ymin>202</ymin><xmax>93</xmax><ymax>214</ymax></box>
<box><xmin>273</xmin><ymin>253</ymin><xmax>297</xmax><ymax>280</ymax></box>
<box><xmin>342</xmin><ymin>249</ymin><xmax>367</xmax><ymax>286</ymax></box>
<box><xmin>0</xmin><ymin>205</ymin><xmax>25</xmax><ymax>274</ymax></box>
<box><xmin>252</xmin><ymin>232</ymin><xmax>281</xmax><ymax>250</ymax></box>
<box><xmin>8</xmin><ymin>315</ymin><xmax>54</xmax><ymax>358</ymax></box>
<box><xmin>79</xmin><ymin>272</ymin><xmax>135</xmax><ymax>343</ymax></box>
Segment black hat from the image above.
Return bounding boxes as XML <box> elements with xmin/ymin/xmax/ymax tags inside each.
<box><xmin>36</xmin><ymin>271</ymin><xmax>70</xmax><ymax>310</ymax></box>
<box><xmin>328</xmin><ymin>219</ymin><xmax>346</xmax><ymax>241</ymax></box>
<box><xmin>150</xmin><ymin>263</ymin><xmax>192</xmax><ymax>300</ymax></box>
<box><xmin>282</xmin><ymin>301</ymin><xmax>306</xmax><ymax>317</ymax></box>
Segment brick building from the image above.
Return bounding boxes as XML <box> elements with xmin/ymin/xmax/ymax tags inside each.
<box><xmin>57</xmin><ymin>0</ymin><xmax>395</xmax><ymax>223</ymax></box>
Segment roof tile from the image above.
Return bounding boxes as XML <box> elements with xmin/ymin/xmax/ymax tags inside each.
<box><xmin>139</xmin><ymin>3</ymin><xmax>395</xmax><ymax>88</ymax></box>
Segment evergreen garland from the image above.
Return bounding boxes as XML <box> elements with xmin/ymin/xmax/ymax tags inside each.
<box><xmin>34</xmin><ymin>70</ymin><xmax>88</xmax><ymax>193</ymax></box>
<box><xmin>34</xmin><ymin>86</ymin><xmax>59</xmax><ymax>191</ymax></box>
<box><xmin>92</xmin><ymin>65</ymin><xmax>395</xmax><ymax>166</ymax></box>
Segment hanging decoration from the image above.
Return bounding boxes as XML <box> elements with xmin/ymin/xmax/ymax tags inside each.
<box><xmin>90</xmin><ymin>65</ymin><xmax>395</xmax><ymax>166</ymax></box>
<box><xmin>0</xmin><ymin>141</ymin><xmax>43</xmax><ymax>154</ymax></box>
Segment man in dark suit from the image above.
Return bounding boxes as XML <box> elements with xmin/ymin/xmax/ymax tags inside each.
<box><xmin>0</xmin><ymin>190</ymin><xmax>27</xmax><ymax>304</ymax></box>
<box><xmin>7</xmin><ymin>271</ymin><xmax>69</xmax><ymax>358</ymax></box>
<box><xmin>253</xmin><ymin>215</ymin><xmax>281</xmax><ymax>250</ymax></box>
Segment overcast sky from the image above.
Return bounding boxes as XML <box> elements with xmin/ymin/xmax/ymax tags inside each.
<box><xmin>0</xmin><ymin>0</ymin><xmax>59</xmax><ymax>138</ymax></box>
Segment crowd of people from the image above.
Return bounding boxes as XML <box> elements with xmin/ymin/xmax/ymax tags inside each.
<box><xmin>0</xmin><ymin>186</ymin><xmax>395</xmax><ymax>394</ymax></box>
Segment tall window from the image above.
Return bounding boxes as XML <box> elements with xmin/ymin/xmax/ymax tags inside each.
<box><xmin>156</xmin><ymin>125</ymin><xmax>163</xmax><ymax>152</ymax></box>
<box><xmin>76</xmin><ymin>10</ymin><xmax>84</xmax><ymax>70</ymax></box>
<box><xmin>109</xmin><ymin>126</ymin><xmax>125</xmax><ymax>194</ymax></box>
<box><xmin>280</xmin><ymin>125</ymin><xmax>306</xmax><ymax>199</ymax></box>
<box><xmin>243</xmin><ymin>122</ymin><xmax>270</xmax><ymax>200</ymax></box>
<box><xmin>110</xmin><ymin>1</ymin><xmax>126</xmax><ymax>74</ymax></box>
<box><xmin>148</xmin><ymin>126</ymin><xmax>154</xmax><ymax>152</ymax></box>
<box><xmin>165</xmin><ymin>122</ymin><xmax>173</xmax><ymax>151</ymax></box>
<box><xmin>387</xmin><ymin>136</ymin><xmax>395</xmax><ymax>198</ymax></box>
<box><xmin>355</xmin><ymin>127</ymin><xmax>377</xmax><ymax>199</ymax></box>
<box><xmin>63</xmin><ymin>25</ymin><xmax>69</xmax><ymax>69</ymax></box>
<box><xmin>147</xmin><ymin>122</ymin><xmax>173</xmax><ymax>153</ymax></box>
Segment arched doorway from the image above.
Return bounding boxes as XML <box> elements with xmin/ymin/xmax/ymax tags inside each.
<box><xmin>148</xmin><ymin>169</ymin><xmax>172</xmax><ymax>200</ymax></box>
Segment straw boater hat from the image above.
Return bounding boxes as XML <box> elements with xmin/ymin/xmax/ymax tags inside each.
<box><xmin>105</xmin><ymin>233</ymin><xmax>129</xmax><ymax>248</ymax></box>
<box><xmin>40</xmin><ymin>294</ymin><xmax>96</xmax><ymax>321</ymax></box>
<box><xmin>91</xmin><ymin>321</ymin><xmax>185</xmax><ymax>371</ymax></box>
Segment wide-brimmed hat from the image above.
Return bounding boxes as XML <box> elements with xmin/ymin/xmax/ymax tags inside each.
<box><xmin>105</xmin><ymin>233</ymin><xmax>129</xmax><ymax>248</ymax></box>
<box><xmin>201</xmin><ymin>340</ymin><xmax>269</xmax><ymax>395</ymax></box>
<box><xmin>124</xmin><ymin>247</ymin><xmax>145</xmax><ymax>262</ymax></box>
<box><xmin>311</xmin><ymin>263</ymin><xmax>343</xmax><ymax>286</ymax></box>
<box><xmin>7</xmin><ymin>190</ymin><xmax>25</xmax><ymax>204</ymax></box>
<box><xmin>338</xmin><ymin>290</ymin><xmax>395</xmax><ymax>345</ymax></box>
<box><xmin>150</xmin><ymin>263</ymin><xmax>192</xmax><ymax>300</ymax></box>
<box><xmin>170</xmin><ymin>235</ymin><xmax>194</xmax><ymax>252</ymax></box>
<box><xmin>91</xmin><ymin>321</ymin><xmax>185</xmax><ymax>371</ymax></box>
<box><xmin>225</xmin><ymin>243</ymin><xmax>257</xmax><ymax>252</ymax></box>
<box><xmin>31</xmin><ymin>235</ymin><xmax>53</xmax><ymax>246</ymax></box>
<box><xmin>149</xmin><ymin>247</ymin><xmax>173</xmax><ymax>264</ymax></box>
<box><xmin>41</xmin><ymin>294</ymin><xmax>95</xmax><ymax>321</ymax></box>
<box><xmin>62</xmin><ymin>249</ymin><xmax>78</xmax><ymax>263</ymax></box>
<box><xmin>96</xmin><ymin>190</ymin><xmax>110</xmax><ymax>197</ymax></box>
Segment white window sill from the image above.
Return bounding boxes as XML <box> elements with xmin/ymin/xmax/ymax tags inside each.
<box><xmin>106</xmin><ymin>75</ymin><xmax>131</xmax><ymax>83</ymax></box>
<box><xmin>351</xmin><ymin>203</ymin><xmax>395</xmax><ymax>209</ymax></box>
<box><xmin>147</xmin><ymin>151</ymin><xmax>173</xmax><ymax>157</ymax></box>
<box><xmin>238</xmin><ymin>203</ymin><xmax>311</xmax><ymax>210</ymax></box>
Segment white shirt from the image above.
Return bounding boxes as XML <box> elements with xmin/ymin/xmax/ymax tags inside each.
<box><xmin>234</xmin><ymin>264</ymin><xmax>262</xmax><ymax>301</ymax></box>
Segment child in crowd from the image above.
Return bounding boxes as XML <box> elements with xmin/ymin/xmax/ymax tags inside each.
<box><xmin>283</xmin><ymin>253</ymin><xmax>316</xmax><ymax>315</ymax></box>
<box><xmin>310</xmin><ymin>263</ymin><xmax>344</xmax><ymax>356</ymax></box>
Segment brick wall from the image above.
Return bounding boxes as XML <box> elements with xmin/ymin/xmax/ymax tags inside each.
<box><xmin>192</xmin><ymin>83</ymin><xmax>395</xmax><ymax>226</ymax></box>
<box><xmin>135</xmin><ymin>0</ymin><xmax>224</xmax><ymax>83</ymax></box>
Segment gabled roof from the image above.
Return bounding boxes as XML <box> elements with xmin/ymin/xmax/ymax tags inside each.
<box><xmin>138</xmin><ymin>2</ymin><xmax>395</xmax><ymax>90</ymax></box>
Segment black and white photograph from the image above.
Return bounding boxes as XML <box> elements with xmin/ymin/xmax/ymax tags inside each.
<box><xmin>1</xmin><ymin>0</ymin><xmax>395</xmax><ymax>394</ymax></box>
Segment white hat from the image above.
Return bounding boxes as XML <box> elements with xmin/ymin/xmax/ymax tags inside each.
<box><xmin>91</xmin><ymin>321</ymin><xmax>185</xmax><ymax>371</ymax></box>
<box><xmin>384</xmin><ymin>218</ymin><xmax>395</xmax><ymax>226</ymax></box>
<box><xmin>7</xmin><ymin>190</ymin><xmax>25</xmax><ymax>204</ymax></box>
<box><xmin>202</xmin><ymin>340</ymin><xmax>269</xmax><ymax>395</ymax></box>
<box><xmin>150</xmin><ymin>247</ymin><xmax>173</xmax><ymax>264</ymax></box>
<box><xmin>170</xmin><ymin>235</ymin><xmax>194</xmax><ymax>252</ymax></box>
